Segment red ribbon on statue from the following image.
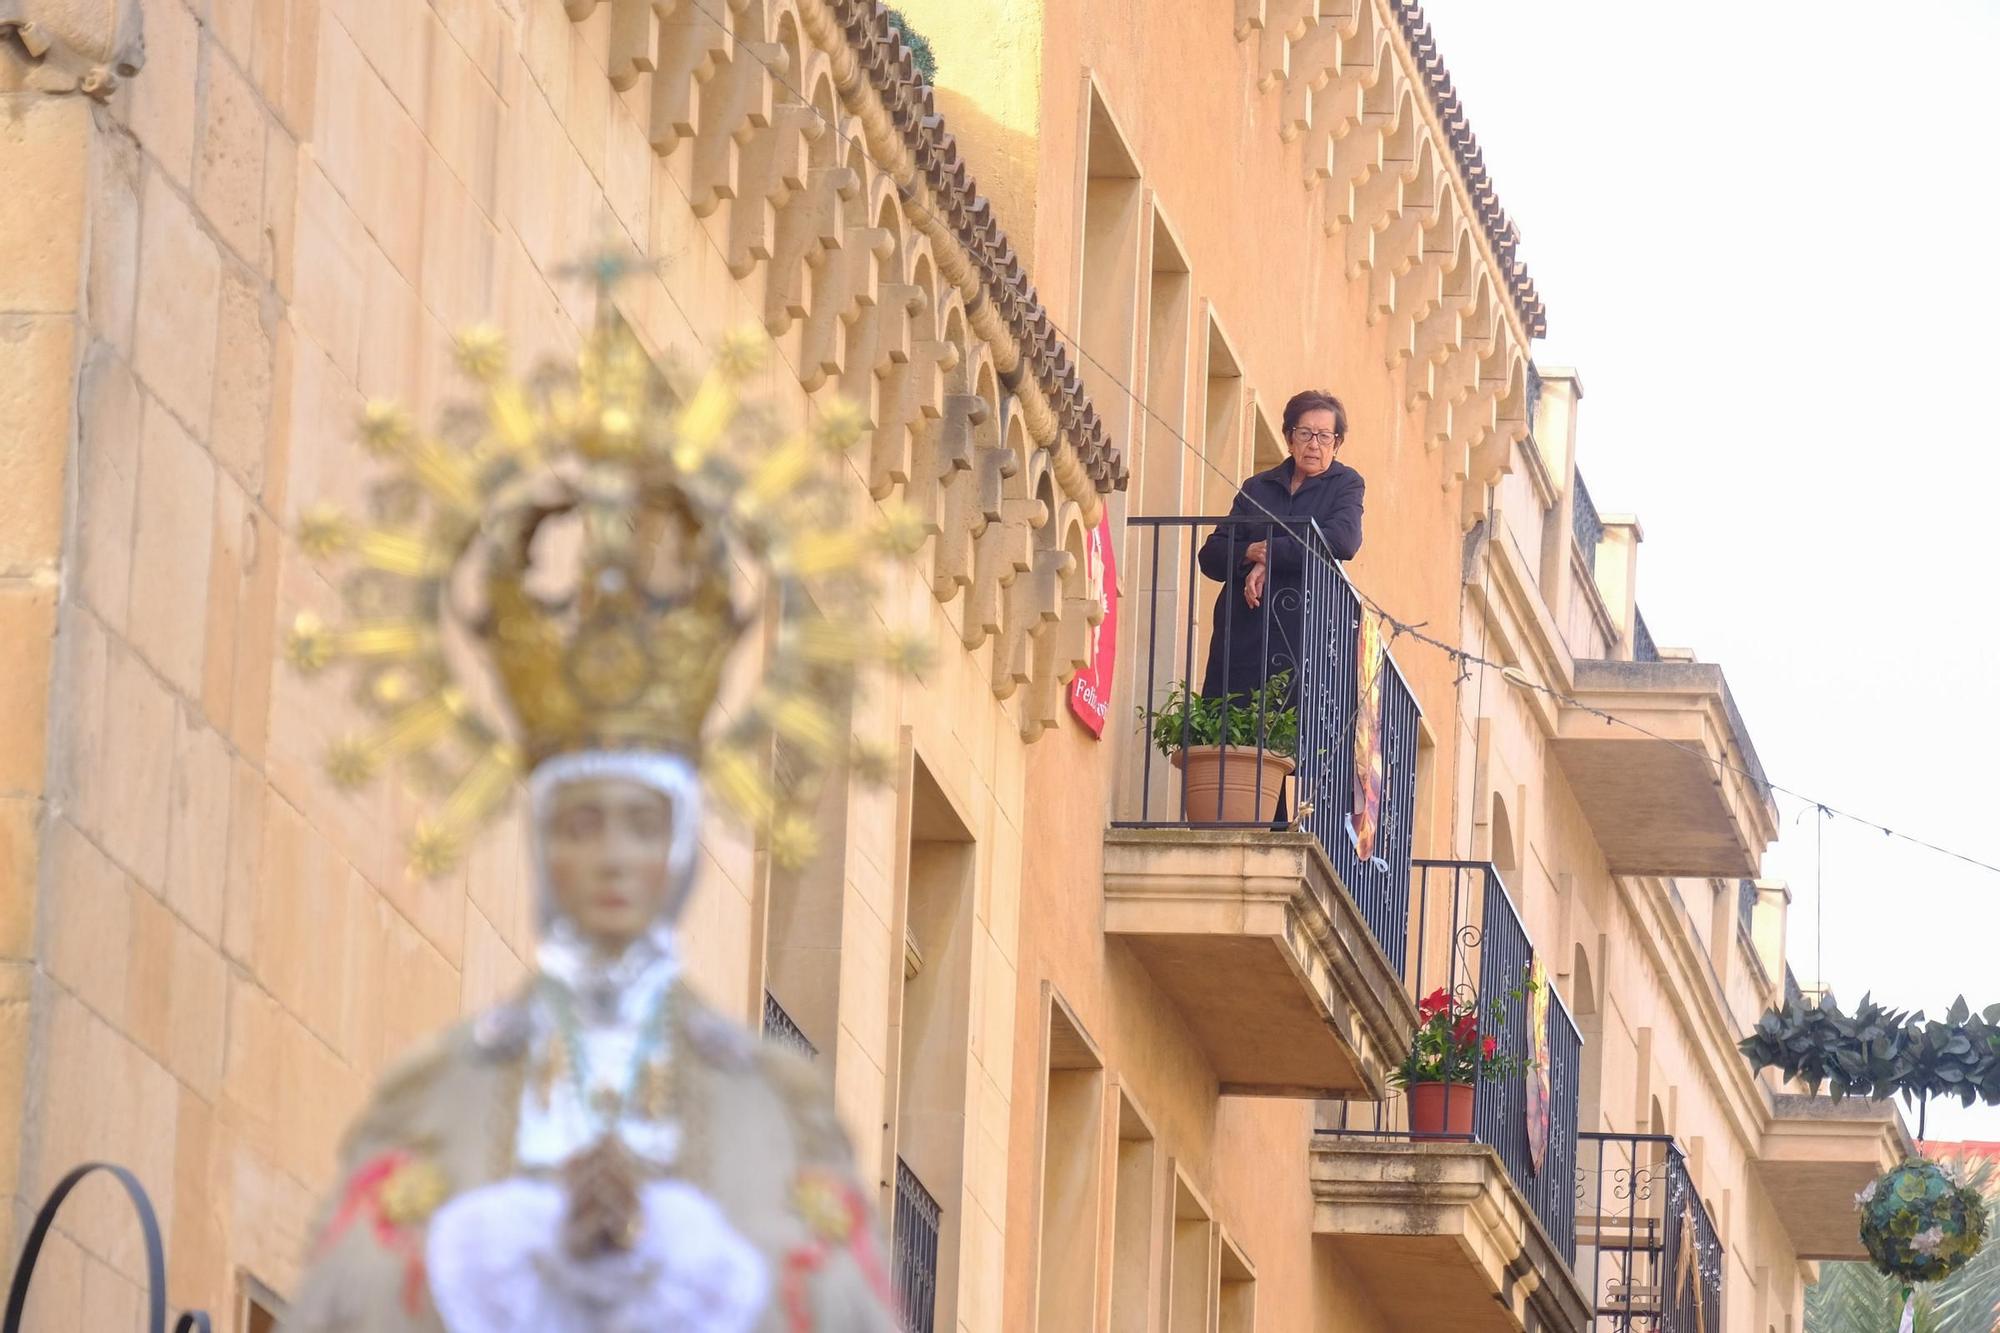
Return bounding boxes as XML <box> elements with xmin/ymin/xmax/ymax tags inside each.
<box><xmin>319</xmin><ymin>1149</ymin><xmax>446</xmax><ymax>1314</ymax></box>
<box><xmin>785</xmin><ymin>1169</ymin><xmax>894</xmax><ymax>1330</ymax></box>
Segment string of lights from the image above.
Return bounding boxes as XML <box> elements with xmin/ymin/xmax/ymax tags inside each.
<box><xmin>661</xmin><ymin>0</ymin><xmax>2000</xmax><ymax>883</ymax></box>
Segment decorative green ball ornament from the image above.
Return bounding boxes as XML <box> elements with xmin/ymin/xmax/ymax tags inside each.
<box><xmin>1856</xmin><ymin>1159</ymin><xmax>1989</xmax><ymax>1283</ymax></box>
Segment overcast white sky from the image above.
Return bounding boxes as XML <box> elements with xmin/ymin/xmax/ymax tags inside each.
<box><xmin>1417</xmin><ymin>0</ymin><xmax>2000</xmax><ymax>1140</ymax></box>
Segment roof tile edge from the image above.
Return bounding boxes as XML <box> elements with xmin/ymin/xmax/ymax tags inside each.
<box><xmin>834</xmin><ymin>0</ymin><xmax>1127</xmax><ymax>492</ymax></box>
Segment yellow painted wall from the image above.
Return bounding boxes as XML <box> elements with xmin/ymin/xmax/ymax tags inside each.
<box><xmin>2</xmin><ymin>1</ymin><xmax>1052</xmax><ymax>1327</ymax></box>
<box><xmin>3</xmin><ymin>3</ymin><xmax>1845</xmax><ymax>1333</ymax></box>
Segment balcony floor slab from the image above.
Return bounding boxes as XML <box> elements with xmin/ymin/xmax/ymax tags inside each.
<box><xmin>1103</xmin><ymin>828</ymin><xmax>1416</xmax><ymax>1099</ymax></box>
<box><xmin>1312</xmin><ymin>1140</ymin><xmax>1590</xmax><ymax>1333</ymax></box>
<box><xmin>1754</xmin><ymin>1093</ymin><xmax>1913</xmax><ymax>1259</ymax></box>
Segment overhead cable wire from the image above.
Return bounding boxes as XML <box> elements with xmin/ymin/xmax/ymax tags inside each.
<box><xmin>662</xmin><ymin>0</ymin><xmax>2000</xmax><ymax>882</ymax></box>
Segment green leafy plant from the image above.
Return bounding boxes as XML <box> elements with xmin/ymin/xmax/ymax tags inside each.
<box><xmin>1140</xmin><ymin>673</ymin><xmax>1298</xmax><ymax>760</ymax></box>
<box><xmin>1738</xmin><ymin>994</ymin><xmax>2000</xmax><ymax>1107</ymax></box>
<box><xmin>883</xmin><ymin>9</ymin><xmax>937</xmax><ymax>83</ymax></box>
<box><xmin>1391</xmin><ymin>977</ymin><xmax>1538</xmax><ymax>1087</ymax></box>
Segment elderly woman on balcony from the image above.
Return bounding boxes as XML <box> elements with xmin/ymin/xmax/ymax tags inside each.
<box><xmin>1196</xmin><ymin>389</ymin><xmax>1365</xmax><ymax>706</ymax></box>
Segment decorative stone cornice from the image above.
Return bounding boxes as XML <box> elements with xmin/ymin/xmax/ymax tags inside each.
<box><xmin>1103</xmin><ymin>828</ymin><xmax>1420</xmax><ymax>1098</ymax></box>
<box><xmin>816</xmin><ymin>0</ymin><xmax>1125</xmax><ymax>496</ymax></box>
<box><xmin>1388</xmin><ymin>1</ymin><xmax>1545</xmax><ymax>337</ymax></box>
<box><xmin>560</xmin><ymin>0</ymin><xmax>1111</xmax><ymax>740</ymax></box>
<box><xmin>1312</xmin><ymin>1140</ymin><xmax>1592</xmax><ymax>1332</ymax></box>
<box><xmin>0</xmin><ymin>0</ymin><xmax>143</xmax><ymax>99</ymax></box>
<box><xmin>1238</xmin><ymin>0</ymin><xmax>1541</xmax><ymax>517</ymax></box>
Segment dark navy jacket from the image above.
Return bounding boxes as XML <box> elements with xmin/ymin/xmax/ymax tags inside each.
<box><xmin>1196</xmin><ymin>458</ymin><xmax>1365</xmax><ymax>700</ymax></box>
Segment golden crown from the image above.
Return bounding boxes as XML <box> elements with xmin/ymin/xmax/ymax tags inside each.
<box><xmin>287</xmin><ymin>259</ymin><xmax>921</xmax><ymax>873</ymax></box>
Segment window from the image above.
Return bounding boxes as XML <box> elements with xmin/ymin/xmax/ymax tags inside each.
<box><xmin>891</xmin><ymin>757</ymin><xmax>977</xmax><ymax>1332</ymax></box>
<box><xmin>1219</xmin><ymin>1233</ymin><xmax>1256</xmax><ymax>1333</ymax></box>
<box><xmin>1410</xmin><ymin>722</ymin><xmax>1439</xmax><ymax>859</ymax></box>
<box><xmin>1143</xmin><ymin>211</ymin><xmax>1192</xmax><ymax>521</ymax></box>
<box><xmin>761</xmin><ymin>688</ymin><xmax>859</xmax><ymax>1063</ymax></box>
<box><xmin>1113</xmin><ymin>209</ymin><xmax>1194</xmax><ymax>823</ymax></box>
<box><xmin>1166</xmin><ymin>1172</ymin><xmax>1215</xmax><ymax>1333</ymax></box>
<box><xmin>1076</xmin><ymin>80</ymin><xmax>1143</xmax><ymax>458</ymax></box>
<box><xmin>1036</xmin><ymin>994</ymin><xmax>1106</xmax><ymax>1329</ymax></box>
<box><xmin>1569</xmin><ymin>941</ymin><xmax>1604</xmax><ymax>1130</ymax></box>
<box><xmin>1250</xmin><ymin>401</ymin><xmax>1284</xmax><ymax>474</ymax></box>
<box><xmin>238</xmin><ymin>1275</ymin><xmax>284</xmax><ymax>1333</ymax></box>
<box><xmin>892</xmin><ymin>1158</ymin><xmax>943</xmax><ymax>1333</ymax></box>
<box><xmin>1488</xmin><ymin>790</ymin><xmax>1519</xmax><ymax>878</ymax></box>
<box><xmin>1199</xmin><ymin>314</ymin><xmax>1245</xmax><ymax>517</ymax></box>
<box><xmin>1108</xmin><ymin>1091</ymin><xmax>1159</xmax><ymax>1333</ymax></box>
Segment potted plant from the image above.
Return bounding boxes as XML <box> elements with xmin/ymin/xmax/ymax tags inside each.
<box><xmin>1142</xmin><ymin>673</ymin><xmax>1298</xmax><ymax>824</ymax></box>
<box><xmin>1393</xmin><ymin>986</ymin><xmax>1529</xmax><ymax>1138</ymax></box>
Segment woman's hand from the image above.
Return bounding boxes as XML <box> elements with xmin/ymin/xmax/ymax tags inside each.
<box><xmin>1244</xmin><ymin>540</ymin><xmax>1268</xmax><ymax>566</ymax></box>
<box><xmin>1244</xmin><ymin>563</ymin><xmax>1267</xmax><ymax>609</ymax></box>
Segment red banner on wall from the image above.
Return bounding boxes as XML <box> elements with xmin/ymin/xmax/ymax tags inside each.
<box><xmin>1066</xmin><ymin>515</ymin><xmax>1119</xmax><ymax>737</ymax></box>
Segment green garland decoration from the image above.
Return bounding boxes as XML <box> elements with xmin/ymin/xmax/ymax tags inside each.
<box><xmin>884</xmin><ymin>10</ymin><xmax>937</xmax><ymax>83</ymax></box>
<box><xmin>1858</xmin><ymin>1159</ymin><xmax>1989</xmax><ymax>1284</ymax></box>
<box><xmin>1738</xmin><ymin>993</ymin><xmax>2000</xmax><ymax>1106</ymax></box>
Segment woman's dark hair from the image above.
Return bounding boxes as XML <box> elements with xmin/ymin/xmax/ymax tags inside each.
<box><xmin>1282</xmin><ymin>389</ymin><xmax>1347</xmax><ymax>442</ymax></box>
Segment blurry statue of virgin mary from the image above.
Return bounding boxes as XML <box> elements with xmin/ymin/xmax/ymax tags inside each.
<box><xmin>275</xmin><ymin>281</ymin><xmax>916</xmax><ymax>1333</ymax></box>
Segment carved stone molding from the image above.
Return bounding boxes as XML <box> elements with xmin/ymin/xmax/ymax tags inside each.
<box><xmin>0</xmin><ymin>0</ymin><xmax>143</xmax><ymax>99</ymax></box>
<box><xmin>1238</xmin><ymin>0</ymin><xmax>1540</xmax><ymax>527</ymax></box>
<box><xmin>563</xmin><ymin>0</ymin><xmax>1109</xmax><ymax>738</ymax></box>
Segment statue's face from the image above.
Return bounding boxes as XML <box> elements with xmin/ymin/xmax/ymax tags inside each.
<box><xmin>543</xmin><ymin>778</ymin><xmax>676</xmax><ymax>951</ymax></box>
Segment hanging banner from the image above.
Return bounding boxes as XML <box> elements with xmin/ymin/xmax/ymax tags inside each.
<box><xmin>1066</xmin><ymin>514</ymin><xmax>1119</xmax><ymax>738</ymax></box>
<box><xmin>1345</xmin><ymin>608</ymin><xmax>1387</xmax><ymax>861</ymax></box>
<box><xmin>1525</xmin><ymin>956</ymin><xmax>1551</xmax><ymax>1175</ymax></box>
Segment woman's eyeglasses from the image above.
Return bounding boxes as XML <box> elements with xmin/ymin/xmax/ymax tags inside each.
<box><xmin>1289</xmin><ymin>428</ymin><xmax>1340</xmax><ymax>446</ymax></box>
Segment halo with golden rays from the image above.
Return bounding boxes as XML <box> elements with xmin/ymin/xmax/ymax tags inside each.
<box><xmin>286</xmin><ymin>278</ymin><xmax>922</xmax><ymax>876</ymax></box>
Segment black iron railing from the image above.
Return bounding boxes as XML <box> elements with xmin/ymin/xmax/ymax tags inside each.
<box><xmin>1631</xmin><ymin>607</ymin><xmax>1660</xmax><ymax>663</ymax></box>
<box><xmin>1737</xmin><ymin>878</ymin><xmax>1756</xmax><ymax>937</ymax></box>
<box><xmin>1576</xmin><ymin>1132</ymin><xmax>1723</xmax><ymax>1332</ymax></box>
<box><xmin>5</xmin><ymin>1163</ymin><xmax>213</xmax><ymax>1332</ymax></box>
<box><xmin>891</xmin><ymin>1158</ymin><xmax>941</xmax><ymax>1333</ymax></box>
<box><xmin>1320</xmin><ymin>861</ymin><xmax>1582</xmax><ymax>1260</ymax></box>
<box><xmin>763</xmin><ymin>990</ymin><xmax>817</xmax><ymax>1060</ymax></box>
<box><xmin>1573</xmin><ymin>470</ymin><xmax>1604</xmax><ymax>569</ymax></box>
<box><xmin>1116</xmin><ymin>515</ymin><xmax>1421</xmax><ymax>973</ymax></box>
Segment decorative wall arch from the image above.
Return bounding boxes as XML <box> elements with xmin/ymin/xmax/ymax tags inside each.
<box><xmin>554</xmin><ymin>0</ymin><xmax>1123</xmax><ymax>732</ymax></box>
<box><xmin>1021</xmin><ymin>498</ymin><xmax>1101</xmax><ymax>740</ymax></box>
<box><xmin>1489</xmin><ymin>790</ymin><xmax>1520</xmax><ymax>878</ymax></box>
<box><xmin>929</xmin><ymin>345</ymin><xmax>998</xmax><ymax>604</ymax></box>
<box><xmin>1343</xmin><ymin>85</ymin><xmax>1422</xmax><ymax>275</ymax></box>
<box><xmin>964</xmin><ymin>409</ymin><xmax>1038</xmax><ymax>654</ymax></box>
<box><xmin>1366</xmin><ymin>135</ymin><xmax>1442</xmax><ymax>322</ymax></box>
<box><xmin>1238</xmin><ymin>0</ymin><xmax>1548</xmax><ymax>532</ymax></box>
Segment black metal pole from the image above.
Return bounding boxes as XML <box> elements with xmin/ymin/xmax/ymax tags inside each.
<box><xmin>4</xmin><ymin>1161</ymin><xmax>213</xmax><ymax>1333</ymax></box>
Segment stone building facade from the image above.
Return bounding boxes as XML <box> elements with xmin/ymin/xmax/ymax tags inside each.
<box><xmin>0</xmin><ymin>0</ymin><xmax>1905</xmax><ymax>1330</ymax></box>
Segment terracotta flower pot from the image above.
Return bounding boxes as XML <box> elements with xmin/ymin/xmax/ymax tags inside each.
<box><xmin>1171</xmin><ymin>745</ymin><xmax>1295</xmax><ymax>824</ymax></box>
<box><xmin>1408</xmin><ymin>1081</ymin><xmax>1476</xmax><ymax>1139</ymax></box>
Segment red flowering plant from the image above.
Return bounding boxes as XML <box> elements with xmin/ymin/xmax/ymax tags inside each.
<box><xmin>1391</xmin><ymin>977</ymin><xmax>1537</xmax><ymax>1088</ymax></box>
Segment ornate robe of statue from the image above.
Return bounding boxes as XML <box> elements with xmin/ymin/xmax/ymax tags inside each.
<box><xmin>274</xmin><ymin>297</ymin><xmax>913</xmax><ymax>1332</ymax></box>
<box><xmin>281</xmin><ymin>761</ymin><xmax>897</xmax><ymax>1333</ymax></box>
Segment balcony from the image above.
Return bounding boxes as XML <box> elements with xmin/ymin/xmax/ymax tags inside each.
<box><xmin>1313</xmin><ymin>862</ymin><xmax>1589</xmax><ymax>1333</ymax></box>
<box><xmin>1576</xmin><ymin>1132</ymin><xmax>1723</xmax><ymax>1333</ymax></box>
<box><xmin>1553</xmin><ymin>659</ymin><xmax>1778</xmax><ymax>877</ymax></box>
<box><xmin>1751</xmin><ymin>1094</ymin><xmax>1911</xmax><ymax>1260</ymax></box>
<box><xmin>1108</xmin><ymin>516</ymin><xmax>1422</xmax><ymax>1099</ymax></box>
